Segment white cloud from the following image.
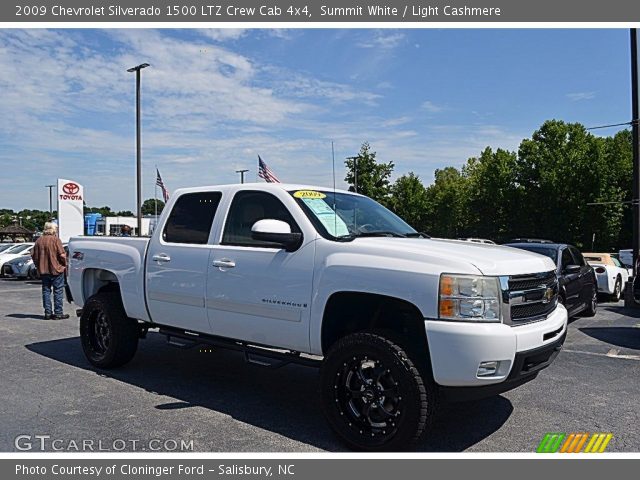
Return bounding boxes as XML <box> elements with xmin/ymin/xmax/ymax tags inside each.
<box><xmin>266</xmin><ymin>29</ymin><xmax>294</xmax><ymax>40</ymax></box>
<box><xmin>566</xmin><ymin>91</ymin><xmax>596</xmax><ymax>101</ymax></box>
<box><xmin>276</xmin><ymin>74</ymin><xmax>381</xmax><ymax>105</ymax></box>
<box><xmin>198</xmin><ymin>29</ymin><xmax>248</xmax><ymax>41</ymax></box>
<box><xmin>382</xmin><ymin>116</ymin><xmax>412</xmax><ymax>127</ymax></box>
<box><xmin>421</xmin><ymin>101</ymin><xmax>445</xmax><ymax>113</ymax></box>
<box><xmin>357</xmin><ymin>31</ymin><xmax>405</xmax><ymax>50</ymax></box>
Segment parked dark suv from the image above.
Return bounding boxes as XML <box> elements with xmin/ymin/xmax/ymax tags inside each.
<box><xmin>504</xmin><ymin>242</ymin><xmax>598</xmax><ymax>318</ymax></box>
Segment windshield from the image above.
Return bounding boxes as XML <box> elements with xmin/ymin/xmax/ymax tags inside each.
<box><xmin>509</xmin><ymin>245</ymin><xmax>558</xmax><ymax>262</ymax></box>
<box><xmin>290</xmin><ymin>190</ymin><xmax>417</xmax><ymax>240</ymax></box>
<box><xmin>6</xmin><ymin>244</ymin><xmax>31</xmax><ymax>254</ymax></box>
<box><xmin>0</xmin><ymin>244</ymin><xmax>15</xmax><ymax>253</ymax></box>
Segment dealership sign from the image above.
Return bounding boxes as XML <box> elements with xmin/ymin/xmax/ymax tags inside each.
<box><xmin>57</xmin><ymin>178</ymin><xmax>84</xmax><ymax>242</ymax></box>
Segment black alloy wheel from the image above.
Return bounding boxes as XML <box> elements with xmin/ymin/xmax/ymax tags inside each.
<box><xmin>80</xmin><ymin>292</ymin><xmax>139</xmax><ymax>368</ymax></box>
<box><xmin>320</xmin><ymin>332</ymin><xmax>436</xmax><ymax>451</ymax></box>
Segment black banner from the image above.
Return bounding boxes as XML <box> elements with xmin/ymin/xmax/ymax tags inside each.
<box><xmin>2</xmin><ymin>0</ymin><xmax>640</xmax><ymax>23</ymax></box>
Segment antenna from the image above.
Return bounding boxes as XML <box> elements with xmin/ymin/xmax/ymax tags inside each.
<box><xmin>331</xmin><ymin>141</ymin><xmax>337</xmax><ymax>235</ymax></box>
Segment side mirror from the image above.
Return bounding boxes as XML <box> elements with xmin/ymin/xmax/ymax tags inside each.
<box><xmin>251</xmin><ymin>219</ymin><xmax>302</xmax><ymax>252</ymax></box>
<box><xmin>564</xmin><ymin>264</ymin><xmax>581</xmax><ymax>274</ymax></box>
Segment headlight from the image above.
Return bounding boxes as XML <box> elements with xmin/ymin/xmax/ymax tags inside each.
<box><xmin>17</xmin><ymin>262</ymin><xmax>24</xmax><ymax>267</ymax></box>
<box><xmin>439</xmin><ymin>274</ymin><xmax>501</xmax><ymax>322</ymax></box>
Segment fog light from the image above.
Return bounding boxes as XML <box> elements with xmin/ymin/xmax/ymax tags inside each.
<box><xmin>477</xmin><ymin>361</ymin><xmax>500</xmax><ymax>377</ymax></box>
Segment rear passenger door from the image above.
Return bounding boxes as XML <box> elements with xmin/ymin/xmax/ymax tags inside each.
<box><xmin>146</xmin><ymin>191</ymin><xmax>222</xmax><ymax>332</ymax></box>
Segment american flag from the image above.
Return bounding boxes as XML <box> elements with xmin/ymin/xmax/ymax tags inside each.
<box><xmin>156</xmin><ymin>168</ymin><xmax>170</xmax><ymax>202</ymax></box>
<box><xmin>258</xmin><ymin>156</ymin><xmax>280</xmax><ymax>183</ymax></box>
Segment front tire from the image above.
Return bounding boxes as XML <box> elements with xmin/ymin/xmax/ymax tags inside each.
<box><xmin>80</xmin><ymin>292</ymin><xmax>139</xmax><ymax>368</ymax></box>
<box><xmin>611</xmin><ymin>277</ymin><xmax>622</xmax><ymax>302</ymax></box>
<box><xmin>320</xmin><ymin>332</ymin><xmax>436</xmax><ymax>451</ymax></box>
<box><xmin>583</xmin><ymin>284</ymin><xmax>598</xmax><ymax>317</ymax></box>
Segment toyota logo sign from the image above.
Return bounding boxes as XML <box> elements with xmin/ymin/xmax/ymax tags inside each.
<box><xmin>62</xmin><ymin>182</ymin><xmax>80</xmax><ymax>195</ymax></box>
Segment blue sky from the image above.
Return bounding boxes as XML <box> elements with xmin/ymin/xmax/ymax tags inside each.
<box><xmin>0</xmin><ymin>28</ymin><xmax>632</xmax><ymax>211</ymax></box>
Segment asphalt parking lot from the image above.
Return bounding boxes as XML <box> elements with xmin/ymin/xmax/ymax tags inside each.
<box><xmin>0</xmin><ymin>277</ymin><xmax>639</xmax><ymax>452</ymax></box>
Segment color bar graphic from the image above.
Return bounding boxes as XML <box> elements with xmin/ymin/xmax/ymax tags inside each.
<box><xmin>538</xmin><ymin>433</ymin><xmax>613</xmax><ymax>453</ymax></box>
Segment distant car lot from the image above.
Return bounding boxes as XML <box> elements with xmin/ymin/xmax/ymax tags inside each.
<box><xmin>0</xmin><ymin>277</ymin><xmax>639</xmax><ymax>452</ymax></box>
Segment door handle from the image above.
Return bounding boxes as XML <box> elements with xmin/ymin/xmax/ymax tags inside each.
<box><xmin>152</xmin><ymin>253</ymin><xmax>171</xmax><ymax>263</ymax></box>
<box><xmin>213</xmin><ymin>259</ymin><xmax>236</xmax><ymax>269</ymax></box>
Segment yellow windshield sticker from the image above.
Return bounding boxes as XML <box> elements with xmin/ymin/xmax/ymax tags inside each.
<box><xmin>293</xmin><ymin>190</ymin><xmax>326</xmax><ymax>199</ymax></box>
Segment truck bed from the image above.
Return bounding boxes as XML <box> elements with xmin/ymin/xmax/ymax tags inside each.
<box><xmin>68</xmin><ymin>236</ymin><xmax>151</xmax><ymax>321</ymax></box>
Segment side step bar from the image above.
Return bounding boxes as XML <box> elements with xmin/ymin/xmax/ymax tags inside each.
<box><xmin>158</xmin><ymin>326</ymin><xmax>322</xmax><ymax>369</ymax></box>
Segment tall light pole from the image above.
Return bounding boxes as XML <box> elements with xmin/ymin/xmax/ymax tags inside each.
<box><xmin>45</xmin><ymin>184</ymin><xmax>55</xmax><ymax>217</ymax></box>
<box><xmin>236</xmin><ymin>169</ymin><xmax>249</xmax><ymax>184</ymax></box>
<box><xmin>631</xmin><ymin>29</ymin><xmax>639</xmax><ymax>278</ymax></box>
<box><xmin>127</xmin><ymin>62</ymin><xmax>150</xmax><ymax>237</ymax></box>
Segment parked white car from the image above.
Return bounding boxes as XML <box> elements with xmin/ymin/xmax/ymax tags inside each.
<box><xmin>583</xmin><ymin>252</ymin><xmax>629</xmax><ymax>301</ymax></box>
<box><xmin>68</xmin><ymin>183</ymin><xmax>567</xmax><ymax>450</ymax></box>
<box><xmin>3</xmin><ymin>255</ymin><xmax>38</xmax><ymax>279</ymax></box>
<box><xmin>0</xmin><ymin>243</ymin><xmax>34</xmax><ymax>276</ymax></box>
<box><xmin>0</xmin><ymin>243</ymin><xmax>16</xmax><ymax>254</ymax></box>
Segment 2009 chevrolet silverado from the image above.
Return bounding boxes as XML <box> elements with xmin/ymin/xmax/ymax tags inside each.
<box><xmin>68</xmin><ymin>183</ymin><xmax>568</xmax><ymax>450</ymax></box>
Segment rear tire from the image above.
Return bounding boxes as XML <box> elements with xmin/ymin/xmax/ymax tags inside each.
<box><xmin>320</xmin><ymin>332</ymin><xmax>436</xmax><ymax>451</ymax></box>
<box><xmin>80</xmin><ymin>292</ymin><xmax>138</xmax><ymax>368</ymax></box>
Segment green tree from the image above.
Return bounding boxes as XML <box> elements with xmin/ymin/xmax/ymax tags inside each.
<box><xmin>142</xmin><ymin>198</ymin><xmax>165</xmax><ymax>215</ymax></box>
<box><xmin>345</xmin><ymin>142</ymin><xmax>394</xmax><ymax>205</ymax></box>
<box><xmin>115</xmin><ymin>210</ymin><xmax>135</xmax><ymax>217</ymax></box>
<box><xmin>0</xmin><ymin>211</ymin><xmax>14</xmax><ymax>229</ymax></box>
<box><xmin>463</xmin><ymin>147</ymin><xmax>519</xmax><ymax>242</ymax></box>
<box><xmin>15</xmin><ymin>209</ymin><xmax>55</xmax><ymax>232</ymax></box>
<box><xmin>516</xmin><ymin>120</ymin><xmax>605</xmax><ymax>248</ymax></box>
<box><xmin>389</xmin><ymin>173</ymin><xmax>429</xmax><ymax>230</ymax></box>
<box><xmin>85</xmin><ymin>206</ymin><xmax>113</xmax><ymax>217</ymax></box>
<box><xmin>596</xmin><ymin>129</ymin><xmax>633</xmax><ymax>250</ymax></box>
<box><xmin>423</xmin><ymin>167</ymin><xmax>470</xmax><ymax>238</ymax></box>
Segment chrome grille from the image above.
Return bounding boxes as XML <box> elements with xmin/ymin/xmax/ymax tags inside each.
<box><xmin>501</xmin><ymin>271</ymin><xmax>558</xmax><ymax>326</ymax></box>
<box><xmin>511</xmin><ymin>301</ymin><xmax>556</xmax><ymax>320</ymax></box>
<box><xmin>508</xmin><ymin>271</ymin><xmax>556</xmax><ymax>291</ymax></box>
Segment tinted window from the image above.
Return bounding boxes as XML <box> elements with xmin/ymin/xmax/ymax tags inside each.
<box><xmin>561</xmin><ymin>248</ymin><xmax>574</xmax><ymax>269</ymax></box>
<box><xmin>509</xmin><ymin>245</ymin><xmax>558</xmax><ymax>262</ymax></box>
<box><xmin>222</xmin><ymin>191</ymin><xmax>300</xmax><ymax>247</ymax></box>
<box><xmin>612</xmin><ymin>257</ymin><xmax>623</xmax><ymax>268</ymax></box>
<box><xmin>163</xmin><ymin>192</ymin><xmax>221</xmax><ymax>244</ymax></box>
<box><xmin>7</xmin><ymin>244</ymin><xmax>32</xmax><ymax>254</ymax></box>
<box><xmin>569</xmin><ymin>247</ymin><xmax>586</xmax><ymax>266</ymax></box>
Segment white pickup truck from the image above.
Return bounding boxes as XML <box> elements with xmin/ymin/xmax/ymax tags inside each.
<box><xmin>68</xmin><ymin>183</ymin><xmax>567</xmax><ymax>450</ymax></box>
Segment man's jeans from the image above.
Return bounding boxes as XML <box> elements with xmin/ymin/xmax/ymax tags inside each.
<box><xmin>41</xmin><ymin>274</ymin><xmax>65</xmax><ymax>316</ymax></box>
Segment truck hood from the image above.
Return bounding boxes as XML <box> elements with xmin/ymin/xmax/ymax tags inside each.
<box><xmin>350</xmin><ymin>237</ymin><xmax>556</xmax><ymax>276</ymax></box>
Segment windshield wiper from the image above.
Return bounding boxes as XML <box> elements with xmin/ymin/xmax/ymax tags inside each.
<box><xmin>405</xmin><ymin>232</ymin><xmax>431</xmax><ymax>238</ymax></box>
<box><xmin>359</xmin><ymin>231</ymin><xmax>407</xmax><ymax>238</ymax></box>
<box><xmin>337</xmin><ymin>231</ymin><xmax>407</xmax><ymax>240</ymax></box>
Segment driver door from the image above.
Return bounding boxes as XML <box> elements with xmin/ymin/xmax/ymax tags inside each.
<box><xmin>561</xmin><ymin>247</ymin><xmax>582</xmax><ymax>313</ymax></box>
<box><xmin>569</xmin><ymin>247</ymin><xmax>594</xmax><ymax>305</ymax></box>
<box><xmin>206</xmin><ymin>190</ymin><xmax>315</xmax><ymax>352</ymax></box>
